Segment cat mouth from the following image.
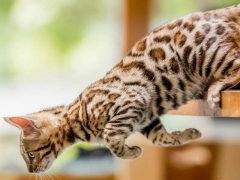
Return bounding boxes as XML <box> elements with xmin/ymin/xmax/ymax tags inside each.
<box><xmin>28</xmin><ymin>165</ymin><xmax>47</xmax><ymax>173</ymax></box>
<box><xmin>27</xmin><ymin>159</ymin><xmax>53</xmax><ymax>173</ymax></box>
<box><xmin>28</xmin><ymin>165</ymin><xmax>39</xmax><ymax>173</ymax></box>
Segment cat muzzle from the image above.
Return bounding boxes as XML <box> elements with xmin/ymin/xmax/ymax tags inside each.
<box><xmin>28</xmin><ymin>164</ymin><xmax>43</xmax><ymax>173</ymax></box>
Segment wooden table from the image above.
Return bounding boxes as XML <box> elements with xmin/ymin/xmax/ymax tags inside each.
<box><xmin>166</xmin><ymin>88</ymin><xmax>240</xmax><ymax>117</ymax></box>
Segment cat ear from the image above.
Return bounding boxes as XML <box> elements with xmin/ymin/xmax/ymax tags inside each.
<box><xmin>4</xmin><ymin>117</ymin><xmax>41</xmax><ymax>139</ymax></box>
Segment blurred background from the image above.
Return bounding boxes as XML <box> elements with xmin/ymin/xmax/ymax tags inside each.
<box><xmin>1</xmin><ymin>0</ymin><xmax>240</xmax><ymax>180</ymax></box>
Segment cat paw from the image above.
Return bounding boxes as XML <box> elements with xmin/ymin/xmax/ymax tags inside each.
<box><xmin>171</xmin><ymin>128</ymin><xmax>201</xmax><ymax>144</ymax></box>
<box><xmin>117</xmin><ymin>145</ymin><xmax>142</xmax><ymax>159</ymax></box>
<box><xmin>182</xmin><ymin>128</ymin><xmax>202</xmax><ymax>141</ymax></box>
<box><xmin>171</xmin><ymin>131</ymin><xmax>182</xmax><ymax>136</ymax></box>
<box><xmin>207</xmin><ymin>86</ymin><xmax>221</xmax><ymax>109</ymax></box>
<box><xmin>207</xmin><ymin>94</ymin><xmax>220</xmax><ymax>109</ymax></box>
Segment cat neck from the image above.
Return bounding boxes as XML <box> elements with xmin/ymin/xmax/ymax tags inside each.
<box><xmin>56</xmin><ymin>97</ymin><xmax>88</xmax><ymax>148</ymax></box>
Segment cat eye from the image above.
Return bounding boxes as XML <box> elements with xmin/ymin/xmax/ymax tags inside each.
<box><xmin>28</xmin><ymin>152</ymin><xmax>35</xmax><ymax>158</ymax></box>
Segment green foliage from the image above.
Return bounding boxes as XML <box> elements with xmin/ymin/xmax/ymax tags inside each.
<box><xmin>43</xmin><ymin>0</ymin><xmax>106</xmax><ymax>53</ymax></box>
<box><xmin>212</xmin><ymin>0</ymin><xmax>240</xmax><ymax>8</ymax></box>
<box><xmin>0</xmin><ymin>0</ymin><xmax>14</xmax><ymax>15</ymax></box>
<box><xmin>0</xmin><ymin>0</ymin><xmax>115</xmax><ymax>79</ymax></box>
<box><xmin>152</xmin><ymin>0</ymin><xmax>240</xmax><ymax>24</ymax></box>
<box><xmin>51</xmin><ymin>142</ymin><xmax>101</xmax><ymax>170</ymax></box>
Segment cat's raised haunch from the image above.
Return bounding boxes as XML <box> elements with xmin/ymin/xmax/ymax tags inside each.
<box><xmin>5</xmin><ymin>4</ymin><xmax>240</xmax><ymax>173</ymax></box>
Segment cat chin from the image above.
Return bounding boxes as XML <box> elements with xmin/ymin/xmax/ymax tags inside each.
<box><xmin>29</xmin><ymin>158</ymin><xmax>55</xmax><ymax>173</ymax></box>
<box><xmin>32</xmin><ymin>164</ymin><xmax>53</xmax><ymax>173</ymax></box>
<box><xmin>44</xmin><ymin>158</ymin><xmax>55</xmax><ymax>172</ymax></box>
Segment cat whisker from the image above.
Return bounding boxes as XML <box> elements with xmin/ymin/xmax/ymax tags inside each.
<box><xmin>38</xmin><ymin>174</ymin><xmax>41</xmax><ymax>180</ymax></box>
<box><xmin>46</xmin><ymin>172</ymin><xmax>53</xmax><ymax>180</ymax></box>
<box><xmin>42</xmin><ymin>173</ymin><xmax>46</xmax><ymax>180</ymax></box>
<box><xmin>51</xmin><ymin>174</ymin><xmax>57</xmax><ymax>180</ymax></box>
<box><xmin>44</xmin><ymin>174</ymin><xmax>50</xmax><ymax>180</ymax></box>
<box><xmin>40</xmin><ymin>173</ymin><xmax>44</xmax><ymax>180</ymax></box>
<box><xmin>47</xmin><ymin>173</ymin><xmax>55</xmax><ymax>180</ymax></box>
<box><xmin>39</xmin><ymin>173</ymin><xmax>43</xmax><ymax>180</ymax></box>
<box><xmin>43</xmin><ymin>173</ymin><xmax>48</xmax><ymax>180</ymax></box>
<box><xmin>42</xmin><ymin>173</ymin><xmax>48</xmax><ymax>180</ymax></box>
<box><xmin>28</xmin><ymin>173</ymin><xmax>32</xmax><ymax>180</ymax></box>
<box><xmin>52</xmin><ymin>173</ymin><xmax>61</xmax><ymax>180</ymax></box>
<box><xmin>50</xmin><ymin>172</ymin><xmax>60</xmax><ymax>180</ymax></box>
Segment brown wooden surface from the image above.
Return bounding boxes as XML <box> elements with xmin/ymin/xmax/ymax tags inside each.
<box><xmin>116</xmin><ymin>134</ymin><xmax>166</xmax><ymax>180</ymax></box>
<box><xmin>221</xmin><ymin>90</ymin><xmax>240</xmax><ymax>117</ymax></box>
<box><xmin>213</xmin><ymin>144</ymin><xmax>240</xmax><ymax>180</ymax></box>
<box><xmin>168</xmin><ymin>100</ymin><xmax>213</xmax><ymax>116</ymax></box>
<box><xmin>123</xmin><ymin>0</ymin><xmax>150</xmax><ymax>54</ymax></box>
<box><xmin>169</xmin><ymin>89</ymin><xmax>240</xmax><ymax>117</ymax></box>
<box><xmin>165</xmin><ymin>143</ymin><xmax>219</xmax><ymax>180</ymax></box>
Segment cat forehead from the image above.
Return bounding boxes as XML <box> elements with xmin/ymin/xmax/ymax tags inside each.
<box><xmin>21</xmin><ymin>137</ymin><xmax>48</xmax><ymax>150</ymax></box>
<box><xmin>21</xmin><ymin>138</ymin><xmax>40</xmax><ymax>150</ymax></box>
<box><xmin>27</xmin><ymin>112</ymin><xmax>57</xmax><ymax>127</ymax></box>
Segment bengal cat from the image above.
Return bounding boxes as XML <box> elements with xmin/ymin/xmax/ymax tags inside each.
<box><xmin>4</xmin><ymin>4</ymin><xmax>240</xmax><ymax>173</ymax></box>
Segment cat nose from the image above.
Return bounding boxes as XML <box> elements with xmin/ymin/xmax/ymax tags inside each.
<box><xmin>28</xmin><ymin>165</ymin><xmax>38</xmax><ymax>173</ymax></box>
<box><xmin>28</xmin><ymin>166</ymin><xmax>34</xmax><ymax>173</ymax></box>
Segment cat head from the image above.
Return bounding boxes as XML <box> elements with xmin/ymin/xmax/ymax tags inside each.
<box><xmin>4</xmin><ymin>112</ymin><xmax>61</xmax><ymax>173</ymax></box>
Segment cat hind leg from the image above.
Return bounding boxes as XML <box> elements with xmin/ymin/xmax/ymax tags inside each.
<box><xmin>141</xmin><ymin>118</ymin><xmax>201</xmax><ymax>147</ymax></box>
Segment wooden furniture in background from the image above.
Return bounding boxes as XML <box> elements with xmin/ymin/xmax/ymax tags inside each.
<box><xmin>123</xmin><ymin>0</ymin><xmax>150</xmax><ymax>54</ymax></box>
<box><xmin>221</xmin><ymin>90</ymin><xmax>240</xmax><ymax>117</ymax></box>
<box><xmin>213</xmin><ymin>144</ymin><xmax>240</xmax><ymax>180</ymax></box>
<box><xmin>165</xmin><ymin>143</ymin><xmax>219</xmax><ymax>180</ymax></box>
<box><xmin>170</xmin><ymin>88</ymin><xmax>240</xmax><ymax>117</ymax></box>
<box><xmin>116</xmin><ymin>134</ymin><xmax>165</xmax><ymax>180</ymax></box>
<box><xmin>168</xmin><ymin>100</ymin><xmax>213</xmax><ymax>116</ymax></box>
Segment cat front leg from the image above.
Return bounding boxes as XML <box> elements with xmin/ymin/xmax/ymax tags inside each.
<box><xmin>141</xmin><ymin>118</ymin><xmax>201</xmax><ymax>147</ymax></box>
<box><xmin>103</xmin><ymin>120</ymin><xmax>142</xmax><ymax>159</ymax></box>
<box><xmin>207</xmin><ymin>56</ymin><xmax>240</xmax><ymax>111</ymax></box>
